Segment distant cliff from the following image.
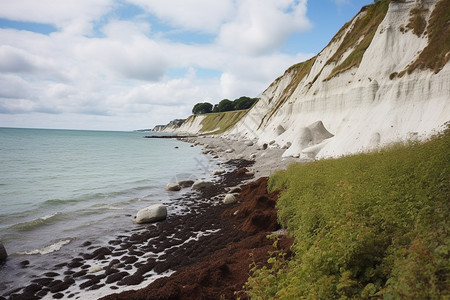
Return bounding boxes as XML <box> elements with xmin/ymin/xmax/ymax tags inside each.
<box><xmin>152</xmin><ymin>119</ymin><xmax>185</xmax><ymax>132</ymax></box>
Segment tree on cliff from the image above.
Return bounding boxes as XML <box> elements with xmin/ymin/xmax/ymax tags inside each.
<box><xmin>233</xmin><ymin>96</ymin><xmax>258</xmax><ymax>110</ymax></box>
<box><xmin>217</xmin><ymin>99</ymin><xmax>234</xmax><ymax>112</ymax></box>
<box><xmin>192</xmin><ymin>102</ymin><xmax>213</xmax><ymax>114</ymax></box>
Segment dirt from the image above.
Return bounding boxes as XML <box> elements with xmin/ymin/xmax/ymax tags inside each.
<box><xmin>100</xmin><ymin>171</ymin><xmax>292</xmax><ymax>300</ymax></box>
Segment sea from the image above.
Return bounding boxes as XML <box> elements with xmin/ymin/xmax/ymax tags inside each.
<box><xmin>0</xmin><ymin>127</ymin><xmax>216</xmax><ymax>298</ymax></box>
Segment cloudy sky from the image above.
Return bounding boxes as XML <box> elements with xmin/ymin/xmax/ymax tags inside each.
<box><xmin>0</xmin><ymin>0</ymin><xmax>372</xmax><ymax>131</ymax></box>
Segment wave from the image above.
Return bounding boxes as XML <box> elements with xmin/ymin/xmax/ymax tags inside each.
<box><xmin>18</xmin><ymin>239</ymin><xmax>71</xmax><ymax>255</ymax></box>
<box><xmin>10</xmin><ymin>212</ymin><xmax>63</xmax><ymax>231</ymax></box>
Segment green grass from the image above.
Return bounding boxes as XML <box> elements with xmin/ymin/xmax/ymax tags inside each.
<box><xmin>197</xmin><ymin>109</ymin><xmax>249</xmax><ymax>134</ymax></box>
<box><xmin>406</xmin><ymin>4</ymin><xmax>428</xmax><ymax>37</ymax></box>
<box><xmin>246</xmin><ymin>127</ymin><xmax>450</xmax><ymax>299</ymax></box>
<box><xmin>399</xmin><ymin>0</ymin><xmax>450</xmax><ymax>76</ymax></box>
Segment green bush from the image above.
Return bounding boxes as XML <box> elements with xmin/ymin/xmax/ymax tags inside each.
<box><xmin>246</xmin><ymin>128</ymin><xmax>450</xmax><ymax>299</ymax></box>
<box><xmin>192</xmin><ymin>102</ymin><xmax>213</xmax><ymax>114</ymax></box>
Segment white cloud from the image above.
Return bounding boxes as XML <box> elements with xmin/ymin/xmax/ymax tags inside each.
<box><xmin>0</xmin><ymin>0</ymin><xmax>113</xmax><ymax>34</ymax></box>
<box><xmin>126</xmin><ymin>0</ymin><xmax>235</xmax><ymax>33</ymax></box>
<box><xmin>217</xmin><ymin>0</ymin><xmax>311</xmax><ymax>54</ymax></box>
<box><xmin>0</xmin><ymin>0</ymin><xmax>315</xmax><ymax>130</ymax></box>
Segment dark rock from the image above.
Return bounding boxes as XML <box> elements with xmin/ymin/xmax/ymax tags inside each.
<box><xmin>117</xmin><ymin>274</ymin><xmax>144</xmax><ymax>286</ymax></box>
<box><xmin>105</xmin><ymin>271</ymin><xmax>129</xmax><ymax>284</ymax></box>
<box><xmin>68</xmin><ymin>260</ymin><xmax>83</xmax><ymax>268</ymax></box>
<box><xmin>36</xmin><ymin>289</ymin><xmax>49</xmax><ymax>298</ymax></box>
<box><xmin>72</xmin><ymin>270</ymin><xmax>87</xmax><ymax>278</ymax></box>
<box><xmin>82</xmin><ymin>241</ymin><xmax>92</xmax><ymax>247</ymax></box>
<box><xmin>53</xmin><ymin>292</ymin><xmax>64</xmax><ymax>299</ymax></box>
<box><xmin>19</xmin><ymin>260</ymin><xmax>29</xmax><ymax>267</ymax></box>
<box><xmin>49</xmin><ymin>277</ymin><xmax>74</xmax><ymax>293</ymax></box>
<box><xmin>88</xmin><ymin>283</ymin><xmax>105</xmax><ymax>290</ymax></box>
<box><xmin>121</xmin><ymin>255</ymin><xmax>138</xmax><ymax>264</ymax></box>
<box><xmin>83</xmin><ymin>247</ymin><xmax>112</xmax><ymax>260</ymax></box>
<box><xmin>178</xmin><ymin>180</ymin><xmax>195</xmax><ymax>188</ymax></box>
<box><xmin>23</xmin><ymin>284</ymin><xmax>41</xmax><ymax>294</ymax></box>
<box><xmin>79</xmin><ymin>277</ymin><xmax>101</xmax><ymax>289</ymax></box>
<box><xmin>0</xmin><ymin>242</ymin><xmax>7</xmax><ymax>262</ymax></box>
<box><xmin>31</xmin><ymin>277</ymin><xmax>54</xmax><ymax>286</ymax></box>
<box><xmin>54</xmin><ymin>262</ymin><xmax>67</xmax><ymax>269</ymax></box>
<box><xmin>43</xmin><ymin>272</ymin><xmax>59</xmax><ymax>277</ymax></box>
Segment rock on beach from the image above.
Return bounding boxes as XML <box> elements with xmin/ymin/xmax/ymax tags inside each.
<box><xmin>0</xmin><ymin>241</ymin><xmax>7</xmax><ymax>262</ymax></box>
<box><xmin>178</xmin><ymin>180</ymin><xmax>195</xmax><ymax>188</ymax></box>
<box><xmin>165</xmin><ymin>183</ymin><xmax>181</xmax><ymax>191</ymax></box>
<box><xmin>222</xmin><ymin>194</ymin><xmax>237</xmax><ymax>204</ymax></box>
<box><xmin>136</xmin><ymin>204</ymin><xmax>167</xmax><ymax>224</ymax></box>
<box><xmin>192</xmin><ymin>180</ymin><xmax>214</xmax><ymax>190</ymax></box>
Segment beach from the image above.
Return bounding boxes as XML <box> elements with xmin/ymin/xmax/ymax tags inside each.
<box><xmin>1</xmin><ymin>135</ymin><xmax>299</xmax><ymax>300</ymax></box>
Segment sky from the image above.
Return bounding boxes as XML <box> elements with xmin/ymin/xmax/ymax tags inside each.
<box><xmin>0</xmin><ymin>0</ymin><xmax>373</xmax><ymax>131</ymax></box>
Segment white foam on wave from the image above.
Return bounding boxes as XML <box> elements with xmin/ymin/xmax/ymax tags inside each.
<box><xmin>40</xmin><ymin>212</ymin><xmax>60</xmax><ymax>220</ymax></box>
<box><xmin>10</xmin><ymin>212</ymin><xmax>63</xmax><ymax>231</ymax></box>
<box><xmin>18</xmin><ymin>239</ymin><xmax>71</xmax><ymax>255</ymax></box>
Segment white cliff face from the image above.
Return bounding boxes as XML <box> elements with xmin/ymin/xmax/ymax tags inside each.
<box><xmin>163</xmin><ymin>114</ymin><xmax>207</xmax><ymax>134</ymax></box>
<box><xmin>224</xmin><ymin>0</ymin><xmax>449</xmax><ymax>159</ymax></box>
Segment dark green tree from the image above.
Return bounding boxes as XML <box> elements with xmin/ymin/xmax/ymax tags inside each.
<box><xmin>217</xmin><ymin>99</ymin><xmax>234</xmax><ymax>112</ymax></box>
<box><xmin>192</xmin><ymin>102</ymin><xmax>213</xmax><ymax>114</ymax></box>
<box><xmin>233</xmin><ymin>96</ymin><xmax>258</xmax><ymax>110</ymax></box>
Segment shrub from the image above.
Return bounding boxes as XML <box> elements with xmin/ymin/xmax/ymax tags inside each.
<box><xmin>246</xmin><ymin>127</ymin><xmax>450</xmax><ymax>298</ymax></box>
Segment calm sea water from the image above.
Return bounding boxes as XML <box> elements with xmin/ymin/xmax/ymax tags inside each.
<box><xmin>0</xmin><ymin>127</ymin><xmax>213</xmax><ymax>257</ymax></box>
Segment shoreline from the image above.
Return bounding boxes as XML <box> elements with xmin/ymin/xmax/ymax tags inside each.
<box><xmin>98</xmin><ymin>136</ymin><xmax>300</xmax><ymax>299</ymax></box>
<box><xmin>1</xmin><ymin>136</ymin><xmax>296</xmax><ymax>300</ymax></box>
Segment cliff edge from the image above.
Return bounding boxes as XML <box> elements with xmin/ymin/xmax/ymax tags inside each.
<box><xmin>221</xmin><ymin>0</ymin><xmax>449</xmax><ymax>159</ymax></box>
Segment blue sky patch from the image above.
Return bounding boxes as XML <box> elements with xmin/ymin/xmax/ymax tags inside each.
<box><xmin>0</xmin><ymin>19</ymin><xmax>57</xmax><ymax>35</ymax></box>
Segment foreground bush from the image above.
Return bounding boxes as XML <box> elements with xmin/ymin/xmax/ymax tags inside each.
<box><xmin>246</xmin><ymin>128</ymin><xmax>449</xmax><ymax>299</ymax></box>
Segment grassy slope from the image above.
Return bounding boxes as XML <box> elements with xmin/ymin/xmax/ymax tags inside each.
<box><xmin>259</xmin><ymin>57</ymin><xmax>316</xmax><ymax>129</ymax></box>
<box><xmin>400</xmin><ymin>0</ymin><xmax>450</xmax><ymax>76</ymax></box>
<box><xmin>196</xmin><ymin>109</ymin><xmax>249</xmax><ymax>135</ymax></box>
<box><xmin>246</xmin><ymin>128</ymin><xmax>449</xmax><ymax>299</ymax></box>
<box><xmin>325</xmin><ymin>0</ymin><xmax>390</xmax><ymax>80</ymax></box>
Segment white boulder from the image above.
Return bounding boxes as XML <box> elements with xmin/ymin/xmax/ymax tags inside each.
<box><xmin>165</xmin><ymin>183</ymin><xmax>181</xmax><ymax>191</ymax></box>
<box><xmin>88</xmin><ymin>265</ymin><xmax>103</xmax><ymax>273</ymax></box>
<box><xmin>136</xmin><ymin>204</ymin><xmax>167</xmax><ymax>224</ymax></box>
<box><xmin>192</xmin><ymin>180</ymin><xmax>214</xmax><ymax>190</ymax></box>
<box><xmin>213</xmin><ymin>169</ymin><xmax>225</xmax><ymax>175</ymax></box>
<box><xmin>223</xmin><ymin>194</ymin><xmax>237</xmax><ymax>204</ymax></box>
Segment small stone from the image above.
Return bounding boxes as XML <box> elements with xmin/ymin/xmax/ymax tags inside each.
<box><xmin>191</xmin><ymin>180</ymin><xmax>213</xmax><ymax>190</ymax></box>
<box><xmin>229</xmin><ymin>186</ymin><xmax>242</xmax><ymax>193</ymax></box>
<box><xmin>178</xmin><ymin>180</ymin><xmax>194</xmax><ymax>188</ymax></box>
<box><xmin>165</xmin><ymin>183</ymin><xmax>181</xmax><ymax>191</ymax></box>
<box><xmin>225</xmin><ymin>149</ymin><xmax>234</xmax><ymax>153</ymax></box>
<box><xmin>0</xmin><ymin>241</ymin><xmax>7</xmax><ymax>263</ymax></box>
<box><xmin>213</xmin><ymin>169</ymin><xmax>225</xmax><ymax>175</ymax></box>
<box><xmin>87</xmin><ymin>265</ymin><xmax>103</xmax><ymax>273</ymax></box>
<box><xmin>244</xmin><ymin>140</ymin><xmax>254</xmax><ymax>146</ymax></box>
<box><xmin>223</xmin><ymin>194</ymin><xmax>237</xmax><ymax>204</ymax></box>
<box><xmin>135</xmin><ymin>204</ymin><xmax>167</xmax><ymax>224</ymax></box>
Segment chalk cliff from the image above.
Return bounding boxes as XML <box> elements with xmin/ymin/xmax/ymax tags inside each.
<box><xmin>167</xmin><ymin>0</ymin><xmax>450</xmax><ymax>159</ymax></box>
<box><xmin>223</xmin><ymin>0</ymin><xmax>449</xmax><ymax>159</ymax></box>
